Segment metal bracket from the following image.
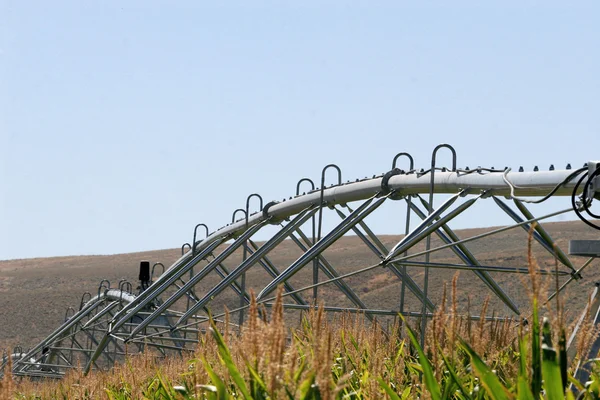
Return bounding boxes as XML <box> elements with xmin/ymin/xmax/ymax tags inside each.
<box><xmin>380</xmin><ymin>168</ymin><xmax>403</xmax><ymax>196</ymax></box>
<box><xmin>262</xmin><ymin>201</ymin><xmax>278</xmax><ymax>222</ymax></box>
<box><xmin>569</xmin><ymin>240</ymin><xmax>600</xmax><ymax>257</ymax></box>
<box><xmin>588</xmin><ymin>161</ymin><xmax>600</xmax><ymax>200</ymax></box>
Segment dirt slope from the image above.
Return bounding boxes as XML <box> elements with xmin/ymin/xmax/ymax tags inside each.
<box><xmin>1</xmin><ymin>220</ymin><xmax>599</xmax><ymax>351</ymax></box>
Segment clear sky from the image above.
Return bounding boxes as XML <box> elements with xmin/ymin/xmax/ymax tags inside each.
<box><xmin>1</xmin><ymin>1</ymin><xmax>599</xmax><ymax>260</ymax></box>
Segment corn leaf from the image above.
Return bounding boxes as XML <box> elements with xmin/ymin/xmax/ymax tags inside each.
<box><xmin>200</xmin><ymin>355</ymin><xmax>229</xmax><ymax>400</ymax></box>
<box><xmin>377</xmin><ymin>377</ymin><xmax>402</xmax><ymax>400</ymax></box>
<box><xmin>439</xmin><ymin>347</ymin><xmax>471</xmax><ymax>399</ymax></box>
<box><xmin>298</xmin><ymin>371</ymin><xmax>320</xmax><ymax>400</ymax></box>
<box><xmin>541</xmin><ymin>318</ymin><xmax>564</xmax><ymax>400</ymax></box>
<box><xmin>246</xmin><ymin>361</ymin><xmax>268</xmax><ymax>399</ymax></box>
<box><xmin>209</xmin><ymin>320</ymin><xmax>252</xmax><ymax>400</ymax></box>
<box><xmin>517</xmin><ymin>376</ymin><xmax>534</xmax><ymax>400</ymax></box>
<box><xmin>459</xmin><ymin>338</ymin><xmax>513</xmax><ymax>400</ymax></box>
<box><xmin>399</xmin><ymin>313</ymin><xmax>441</xmax><ymax>400</ymax></box>
<box><xmin>531</xmin><ymin>300</ymin><xmax>542</xmax><ymax>399</ymax></box>
<box><xmin>558</xmin><ymin>327</ymin><xmax>568</xmax><ymax>393</ymax></box>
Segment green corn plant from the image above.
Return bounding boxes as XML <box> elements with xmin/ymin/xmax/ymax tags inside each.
<box><xmin>517</xmin><ymin>332</ymin><xmax>534</xmax><ymax>400</ymax></box>
<box><xmin>531</xmin><ymin>296</ymin><xmax>542</xmax><ymax>398</ymax></box>
<box><xmin>200</xmin><ymin>355</ymin><xmax>230</xmax><ymax>400</ymax></box>
<box><xmin>558</xmin><ymin>327</ymin><xmax>568</xmax><ymax>394</ymax></box>
<box><xmin>208</xmin><ymin>317</ymin><xmax>252</xmax><ymax>400</ymax></box>
<box><xmin>398</xmin><ymin>313</ymin><xmax>441</xmax><ymax>400</ymax></box>
<box><xmin>459</xmin><ymin>338</ymin><xmax>512</xmax><ymax>400</ymax></box>
<box><xmin>439</xmin><ymin>346</ymin><xmax>471</xmax><ymax>399</ymax></box>
<box><xmin>377</xmin><ymin>377</ymin><xmax>402</xmax><ymax>400</ymax></box>
<box><xmin>541</xmin><ymin>317</ymin><xmax>565</xmax><ymax>400</ymax></box>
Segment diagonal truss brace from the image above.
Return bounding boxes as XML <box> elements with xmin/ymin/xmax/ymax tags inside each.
<box><xmin>333</xmin><ymin>205</ymin><xmax>435</xmax><ymax>311</ymax></box>
<box><xmin>412</xmin><ymin>195</ymin><xmax>520</xmax><ymax>314</ymax></box>
<box><xmin>258</xmin><ymin>194</ymin><xmax>388</xmax><ymax>300</ymax></box>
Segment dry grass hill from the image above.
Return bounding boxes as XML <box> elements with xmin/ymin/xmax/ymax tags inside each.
<box><xmin>1</xmin><ymin>220</ymin><xmax>599</xmax><ymax>352</ymax></box>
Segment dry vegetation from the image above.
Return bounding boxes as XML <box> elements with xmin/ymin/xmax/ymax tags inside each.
<box><xmin>1</xmin><ymin>221</ymin><xmax>600</xmax><ymax>398</ymax></box>
<box><xmin>1</xmin><ymin>220</ymin><xmax>598</xmax><ymax>352</ymax></box>
<box><xmin>3</xmin><ymin>248</ymin><xmax>600</xmax><ymax>399</ymax></box>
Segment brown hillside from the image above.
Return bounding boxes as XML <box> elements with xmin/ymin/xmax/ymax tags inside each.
<box><xmin>1</xmin><ymin>220</ymin><xmax>599</xmax><ymax>351</ymax></box>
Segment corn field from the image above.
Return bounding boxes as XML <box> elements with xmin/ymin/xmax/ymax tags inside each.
<box><xmin>3</xmin><ymin>240</ymin><xmax>600</xmax><ymax>399</ymax></box>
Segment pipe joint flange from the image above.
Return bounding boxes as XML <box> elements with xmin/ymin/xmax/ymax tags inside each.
<box><xmin>381</xmin><ymin>168</ymin><xmax>404</xmax><ymax>197</ymax></box>
<box><xmin>262</xmin><ymin>201</ymin><xmax>279</xmax><ymax>224</ymax></box>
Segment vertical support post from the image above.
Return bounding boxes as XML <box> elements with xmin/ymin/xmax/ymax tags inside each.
<box><xmin>239</xmin><ymin>194</ymin><xmax>263</xmax><ymax>328</ymax></box>
<box><xmin>317</xmin><ymin>165</ymin><xmax>342</xmax><ymax>302</ymax></box>
<box><xmin>192</xmin><ymin>224</ymin><xmax>209</xmax><ymax>256</ymax></box>
<box><xmin>64</xmin><ymin>307</ymin><xmax>76</xmax><ymax>365</ymax></box>
<box><xmin>231</xmin><ymin>208</ymin><xmax>248</xmax><ymax>329</ymax></box>
<box><xmin>297</xmin><ymin>178</ymin><xmax>317</xmax><ymax>301</ymax></box>
<box><xmin>189</xmin><ymin>224</ymin><xmax>209</xmax><ymax>337</ymax></box>
<box><xmin>392</xmin><ymin>152</ymin><xmax>414</xmax><ymax>315</ymax></box>
<box><xmin>422</xmin><ymin>144</ymin><xmax>456</xmax><ymax>346</ymax></box>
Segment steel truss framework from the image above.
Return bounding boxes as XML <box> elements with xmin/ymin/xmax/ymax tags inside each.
<box><xmin>4</xmin><ymin>144</ymin><xmax>600</xmax><ymax>379</ymax></box>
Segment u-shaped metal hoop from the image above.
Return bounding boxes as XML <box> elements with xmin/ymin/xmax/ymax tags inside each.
<box><xmin>431</xmin><ymin>144</ymin><xmax>457</xmax><ymax>173</ymax></box>
<box><xmin>232</xmin><ymin>208</ymin><xmax>247</xmax><ymax>224</ymax></box>
<box><xmin>192</xmin><ymin>223</ymin><xmax>209</xmax><ymax>255</ymax></box>
<box><xmin>392</xmin><ymin>152</ymin><xmax>415</xmax><ymax>171</ymax></box>
<box><xmin>320</xmin><ymin>164</ymin><xmax>342</xmax><ymax>195</ymax></box>
<box><xmin>296</xmin><ymin>178</ymin><xmax>315</xmax><ymax>196</ymax></box>
<box><xmin>79</xmin><ymin>292</ymin><xmax>92</xmax><ymax>310</ymax></box>
<box><xmin>97</xmin><ymin>279</ymin><xmax>111</xmax><ymax>298</ymax></box>
<box><xmin>318</xmin><ymin>164</ymin><xmax>342</xmax><ymax>240</ymax></box>
<box><xmin>244</xmin><ymin>193</ymin><xmax>263</xmax><ymax>257</ymax></box>
<box><xmin>152</xmin><ymin>262</ymin><xmax>165</xmax><ymax>280</ymax></box>
<box><xmin>64</xmin><ymin>306</ymin><xmax>76</xmax><ymax>321</ymax></box>
<box><xmin>245</xmin><ymin>194</ymin><xmax>264</xmax><ymax>227</ymax></box>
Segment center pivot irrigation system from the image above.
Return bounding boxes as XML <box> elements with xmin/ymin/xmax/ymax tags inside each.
<box><xmin>3</xmin><ymin>144</ymin><xmax>600</xmax><ymax>380</ymax></box>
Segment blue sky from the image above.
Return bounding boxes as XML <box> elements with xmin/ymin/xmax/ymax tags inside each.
<box><xmin>1</xmin><ymin>1</ymin><xmax>599</xmax><ymax>260</ymax></box>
